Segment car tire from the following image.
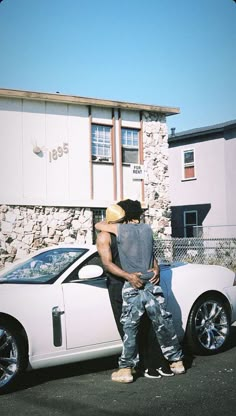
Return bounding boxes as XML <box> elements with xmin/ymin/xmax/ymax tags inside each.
<box><xmin>0</xmin><ymin>321</ymin><xmax>28</xmax><ymax>394</ymax></box>
<box><xmin>185</xmin><ymin>294</ymin><xmax>231</xmax><ymax>355</ymax></box>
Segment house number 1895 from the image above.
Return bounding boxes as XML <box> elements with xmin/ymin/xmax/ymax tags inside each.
<box><xmin>49</xmin><ymin>143</ymin><xmax>69</xmax><ymax>162</ymax></box>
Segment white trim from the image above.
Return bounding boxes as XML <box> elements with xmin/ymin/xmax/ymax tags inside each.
<box><xmin>182</xmin><ymin>148</ymin><xmax>196</xmax><ymax>180</ymax></box>
<box><xmin>0</xmin><ymin>198</ymin><xmax>148</xmax><ymax>209</ymax></box>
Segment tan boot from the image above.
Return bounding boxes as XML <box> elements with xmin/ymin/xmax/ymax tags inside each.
<box><xmin>170</xmin><ymin>360</ymin><xmax>185</xmax><ymax>375</ymax></box>
<box><xmin>111</xmin><ymin>368</ymin><xmax>133</xmax><ymax>383</ymax></box>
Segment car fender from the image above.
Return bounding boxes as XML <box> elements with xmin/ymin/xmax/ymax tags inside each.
<box><xmin>160</xmin><ymin>263</ymin><xmax>235</xmax><ymax>337</ymax></box>
<box><xmin>0</xmin><ymin>284</ymin><xmax>65</xmax><ymax>359</ymax></box>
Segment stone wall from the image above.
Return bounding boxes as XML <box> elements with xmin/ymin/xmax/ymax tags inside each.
<box><xmin>0</xmin><ymin>205</ymin><xmax>93</xmax><ymax>268</ymax></box>
<box><xmin>142</xmin><ymin>112</ymin><xmax>171</xmax><ymax>237</ymax></box>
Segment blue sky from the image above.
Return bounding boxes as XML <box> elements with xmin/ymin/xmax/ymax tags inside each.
<box><xmin>0</xmin><ymin>0</ymin><xmax>235</xmax><ymax>133</ymax></box>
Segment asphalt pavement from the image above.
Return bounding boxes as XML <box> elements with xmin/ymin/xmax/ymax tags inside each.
<box><xmin>1</xmin><ymin>325</ymin><xmax>236</xmax><ymax>416</ymax></box>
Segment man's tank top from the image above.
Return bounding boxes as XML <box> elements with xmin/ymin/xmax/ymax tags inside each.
<box><xmin>117</xmin><ymin>223</ymin><xmax>154</xmax><ymax>275</ymax></box>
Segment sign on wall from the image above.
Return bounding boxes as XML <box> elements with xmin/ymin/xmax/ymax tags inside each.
<box><xmin>131</xmin><ymin>164</ymin><xmax>144</xmax><ymax>180</ymax></box>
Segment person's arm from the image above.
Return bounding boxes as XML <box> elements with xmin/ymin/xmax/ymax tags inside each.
<box><xmin>95</xmin><ymin>221</ymin><xmax>118</xmax><ymax>235</ymax></box>
<box><xmin>149</xmin><ymin>232</ymin><xmax>160</xmax><ymax>285</ymax></box>
<box><xmin>149</xmin><ymin>257</ymin><xmax>160</xmax><ymax>285</ymax></box>
<box><xmin>96</xmin><ymin>231</ymin><xmax>144</xmax><ymax>289</ymax></box>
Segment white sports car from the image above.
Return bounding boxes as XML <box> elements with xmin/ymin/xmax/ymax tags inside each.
<box><xmin>0</xmin><ymin>244</ymin><xmax>236</xmax><ymax>393</ymax></box>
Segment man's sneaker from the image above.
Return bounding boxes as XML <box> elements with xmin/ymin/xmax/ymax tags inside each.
<box><xmin>157</xmin><ymin>366</ymin><xmax>174</xmax><ymax>377</ymax></box>
<box><xmin>170</xmin><ymin>360</ymin><xmax>185</xmax><ymax>375</ymax></box>
<box><xmin>144</xmin><ymin>369</ymin><xmax>162</xmax><ymax>379</ymax></box>
<box><xmin>111</xmin><ymin>368</ymin><xmax>133</xmax><ymax>383</ymax></box>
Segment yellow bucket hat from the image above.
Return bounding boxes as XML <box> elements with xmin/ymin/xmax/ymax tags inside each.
<box><xmin>106</xmin><ymin>204</ymin><xmax>126</xmax><ymax>223</ymax></box>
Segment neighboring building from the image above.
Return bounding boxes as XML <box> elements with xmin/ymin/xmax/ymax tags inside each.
<box><xmin>168</xmin><ymin>120</ymin><xmax>236</xmax><ymax>238</ymax></box>
<box><xmin>0</xmin><ymin>88</ymin><xmax>179</xmax><ymax>265</ymax></box>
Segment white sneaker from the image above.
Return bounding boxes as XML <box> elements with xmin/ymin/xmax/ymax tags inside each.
<box><xmin>144</xmin><ymin>369</ymin><xmax>162</xmax><ymax>379</ymax></box>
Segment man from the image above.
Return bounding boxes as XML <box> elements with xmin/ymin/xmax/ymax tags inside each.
<box><xmin>96</xmin><ymin>200</ymin><xmax>179</xmax><ymax>382</ymax></box>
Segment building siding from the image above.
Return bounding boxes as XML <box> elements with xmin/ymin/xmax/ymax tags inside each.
<box><xmin>169</xmin><ymin>121</ymin><xmax>236</xmax><ymax>237</ymax></box>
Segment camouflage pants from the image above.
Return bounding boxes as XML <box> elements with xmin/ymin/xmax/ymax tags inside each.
<box><xmin>118</xmin><ymin>281</ymin><xmax>183</xmax><ymax>368</ymax></box>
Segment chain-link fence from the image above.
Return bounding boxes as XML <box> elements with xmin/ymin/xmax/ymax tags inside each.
<box><xmin>153</xmin><ymin>238</ymin><xmax>236</xmax><ymax>272</ymax></box>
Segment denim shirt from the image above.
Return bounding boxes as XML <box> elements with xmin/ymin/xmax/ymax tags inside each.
<box><xmin>117</xmin><ymin>223</ymin><xmax>154</xmax><ymax>277</ymax></box>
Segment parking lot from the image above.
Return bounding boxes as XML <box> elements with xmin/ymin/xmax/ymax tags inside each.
<box><xmin>1</xmin><ymin>325</ymin><xmax>236</xmax><ymax>416</ymax></box>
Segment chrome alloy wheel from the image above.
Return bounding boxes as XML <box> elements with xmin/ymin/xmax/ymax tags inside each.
<box><xmin>0</xmin><ymin>328</ymin><xmax>18</xmax><ymax>389</ymax></box>
<box><xmin>194</xmin><ymin>300</ymin><xmax>229</xmax><ymax>351</ymax></box>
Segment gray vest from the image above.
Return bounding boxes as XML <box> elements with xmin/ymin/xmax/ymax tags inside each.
<box><xmin>117</xmin><ymin>223</ymin><xmax>154</xmax><ymax>276</ymax></box>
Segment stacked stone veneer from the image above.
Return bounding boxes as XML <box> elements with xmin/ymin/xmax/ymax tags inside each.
<box><xmin>0</xmin><ymin>205</ymin><xmax>93</xmax><ymax>268</ymax></box>
<box><xmin>142</xmin><ymin>112</ymin><xmax>171</xmax><ymax>236</ymax></box>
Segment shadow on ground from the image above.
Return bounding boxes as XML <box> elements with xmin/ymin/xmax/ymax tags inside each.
<box><xmin>9</xmin><ymin>355</ymin><xmax>119</xmax><ymax>394</ymax></box>
<box><xmin>7</xmin><ymin>326</ymin><xmax>236</xmax><ymax>394</ymax></box>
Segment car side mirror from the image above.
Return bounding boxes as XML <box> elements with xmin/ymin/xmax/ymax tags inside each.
<box><xmin>78</xmin><ymin>265</ymin><xmax>104</xmax><ymax>280</ymax></box>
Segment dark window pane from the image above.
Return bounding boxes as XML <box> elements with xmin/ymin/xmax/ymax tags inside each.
<box><xmin>184</xmin><ymin>150</ymin><xmax>194</xmax><ymax>164</ymax></box>
<box><xmin>122</xmin><ymin>148</ymin><xmax>138</xmax><ymax>163</ymax></box>
<box><xmin>185</xmin><ymin>211</ymin><xmax>197</xmax><ymax>225</ymax></box>
<box><xmin>93</xmin><ymin>209</ymin><xmax>106</xmax><ymax>243</ymax></box>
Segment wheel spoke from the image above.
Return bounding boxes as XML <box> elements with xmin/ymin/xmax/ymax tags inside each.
<box><xmin>207</xmin><ymin>329</ymin><xmax>216</xmax><ymax>348</ymax></box>
<box><xmin>214</xmin><ymin>322</ymin><xmax>228</xmax><ymax>330</ymax></box>
<box><xmin>212</xmin><ymin>323</ymin><xmax>228</xmax><ymax>336</ymax></box>
<box><xmin>209</xmin><ymin>303</ymin><xmax>222</xmax><ymax>321</ymax></box>
<box><xmin>199</xmin><ymin>303</ymin><xmax>208</xmax><ymax>319</ymax></box>
<box><xmin>0</xmin><ymin>337</ymin><xmax>12</xmax><ymax>352</ymax></box>
<box><xmin>0</xmin><ymin>363</ymin><xmax>15</xmax><ymax>376</ymax></box>
<box><xmin>195</xmin><ymin>323</ymin><xmax>206</xmax><ymax>334</ymax></box>
<box><xmin>0</xmin><ymin>357</ymin><xmax>17</xmax><ymax>364</ymax></box>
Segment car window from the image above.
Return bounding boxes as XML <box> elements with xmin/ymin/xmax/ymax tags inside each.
<box><xmin>0</xmin><ymin>248</ymin><xmax>88</xmax><ymax>284</ymax></box>
<box><xmin>83</xmin><ymin>253</ymin><xmax>104</xmax><ymax>268</ymax></box>
<box><xmin>64</xmin><ymin>253</ymin><xmax>105</xmax><ymax>283</ymax></box>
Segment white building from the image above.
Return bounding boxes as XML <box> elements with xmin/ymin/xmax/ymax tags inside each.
<box><xmin>168</xmin><ymin>120</ymin><xmax>236</xmax><ymax>238</ymax></box>
<box><xmin>0</xmin><ymin>88</ymin><xmax>179</xmax><ymax>265</ymax></box>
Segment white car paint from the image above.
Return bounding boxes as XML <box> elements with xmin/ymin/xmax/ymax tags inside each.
<box><xmin>0</xmin><ymin>244</ymin><xmax>236</xmax><ymax>377</ymax></box>
<box><xmin>160</xmin><ymin>262</ymin><xmax>236</xmax><ymax>337</ymax></box>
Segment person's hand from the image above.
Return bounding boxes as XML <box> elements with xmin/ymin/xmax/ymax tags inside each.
<box><xmin>148</xmin><ymin>267</ymin><xmax>160</xmax><ymax>285</ymax></box>
<box><xmin>127</xmin><ymin>272</ymin><xmax>144</xmax><ymax>289</ymax></box>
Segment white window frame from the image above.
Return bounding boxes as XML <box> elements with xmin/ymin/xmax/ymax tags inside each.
<box><xmin>92</xmin><ymin>124</ymin><xmax>112</xmax><ymax>162</ymax></box>
<box><xmin>182</xmin><ymin>148</ymin><xmax>196</xmax><ymax>180</ymax></box>
<box><xmin>184</xmin><ymin>210</ymin><xmax>198</xmax><ymax>237</ymax></box>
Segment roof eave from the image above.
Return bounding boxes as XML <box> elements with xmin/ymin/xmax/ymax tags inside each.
<box><xmin>0</xmin><ymin>88</ymin><xmax>180</xmax><ymax>116</ymax></box>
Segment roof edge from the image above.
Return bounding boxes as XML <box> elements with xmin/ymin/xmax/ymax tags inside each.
<box><xmin>0</xmin><ymin>87</ymin><xmax>180</xmax><ymax>116</ymax></box>
<box><xmin>169</xmin><ymin>119</ymin><xmax>236</xmax><ymax>142</ymax></box>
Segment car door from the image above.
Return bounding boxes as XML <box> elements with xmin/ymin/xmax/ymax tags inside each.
<box><xmin>62</xmin><ymin>253</ymin><xmax>121</xmax><ymax>349</ymax></box>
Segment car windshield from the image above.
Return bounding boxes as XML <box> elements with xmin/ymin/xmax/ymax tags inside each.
<box><xmin>0</xmin><ymin>247</ymin><xmax>88</xmax><ymax>284</ymax></box>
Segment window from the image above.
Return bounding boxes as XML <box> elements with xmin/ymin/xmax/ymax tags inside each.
<box><xmin>0</xmin><ymin>247</ymin><xmax>87</xmax><ymax>284</ymax></box>
<box><xmin>81</xmin><ymin>253</ymin><xmax>104</xmax><ymax>269</ymax></box>
<box><xmin>121</xmin><ymin>128</ymin><xmax>139</xmax><ymax>164</ymax></box>
<box><xmin>183</xmin><ymin>149</ymin><xmax>195</xmax><ymax>179</ymax></box>
<box><xmin>92</xmin><ymin>124</ymin><xmax>112</xmax><ymax>162</ymax></box>
<box><xmin>65</xmin><ymin>253</ymin><xmax>105</xmax><ymax>283</ymax></box>
<box><xmin>184</xmin><ymin>211</ymin><xmax>198</xmax><ymax>237</ymax></box>
<box><xmin>92</xmin><ymin>208</ymin><xmax>106</xmax><ymax>243</ymax></box>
